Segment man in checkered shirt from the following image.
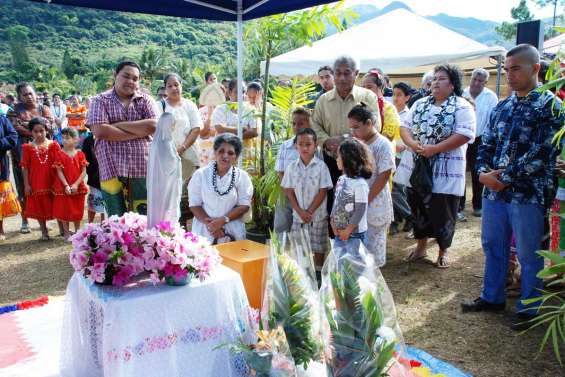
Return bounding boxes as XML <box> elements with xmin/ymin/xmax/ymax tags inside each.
<box><xmin>87</xmin><ymin>61</ymin><xmax>157</xmax><ymax>216</ymax></box>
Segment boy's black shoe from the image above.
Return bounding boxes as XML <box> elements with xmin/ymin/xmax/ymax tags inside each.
<box><xmin>461</xmin><ymin>297</ymin><xmax>505</xmax><ymax>313</ymax></box>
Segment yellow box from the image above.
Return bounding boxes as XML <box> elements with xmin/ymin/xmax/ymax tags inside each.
<box><xmin>215</xmin><ymin>240</ymin><xmax>268</xmax><ymax>310</ymax></box>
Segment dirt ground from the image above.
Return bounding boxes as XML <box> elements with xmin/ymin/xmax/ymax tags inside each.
<box><xmin>0</xmin><ymin>202</ymin><xmax>563</xmax><ymax>376</ymax></box>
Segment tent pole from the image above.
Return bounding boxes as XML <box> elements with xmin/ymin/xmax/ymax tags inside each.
<box><xmin>496</xmin><ymin>55</ymin><xmax>502</xmax><ymax>97</ymax></box>
<box><xmin>236</xmin><ymin>0</ymin><xmax>243</xmax><ymax>167</ymax></box>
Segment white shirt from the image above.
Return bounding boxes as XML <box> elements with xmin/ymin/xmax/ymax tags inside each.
<box><xmin>396</xmin><ymin>96</ymin><xmax>476</xmax><ymax>197</ymax></box>
<box><xmin>188</xmin><ymin>164</ymin><xmax>253</xmax><ymax>242</ymax></box>
<box><xmin>463</xmin><ymin>87</ymin><xmax>498</xmax><ymax>138</ymax></box>
<box><xmin>155</xmin><ymin>98</ymin><xmax>203</xmax><ymax>163</ymax></box>
<box><xmin>211</xmin><ymin>103</ymin><xmax>256</xmax><ymax>134</ymax></box>
<box><xmin>275</xmin><ymin>138</ymin><xmax>322</xmax><ymax>173</ymax></box>
<box><xmin>281</xmin><ymin>156</ymin><xmax>333</xmax><ymax>223</ymax></box>
<box><xmin>50</xmin><ymin>103</ymin><xmax>67</xmax><ymax>127</ymax></box>
<box><xmin>332</xmin><ymin>176</ymin><xmax>369</xmax><ymax>233</ymax></box>
<box><xmin>366</xmin><ymin>136</ymin><xmax>395</xmax><ymax>227</ymax></box>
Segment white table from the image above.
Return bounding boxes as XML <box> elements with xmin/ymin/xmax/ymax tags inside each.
<box><xmin>60</xmin><ymin>265</ymin><xmax>254</xmax><ymax>377</ymax></box>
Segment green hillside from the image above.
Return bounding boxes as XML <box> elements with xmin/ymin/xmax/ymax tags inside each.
<box><xmin>0</xmin><ymin>0</ymin><xmax>237</xmax><ymax>93</ymax></box>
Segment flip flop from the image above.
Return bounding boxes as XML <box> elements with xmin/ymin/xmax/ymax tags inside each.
<box><xmin>404</xmin><ymin>250</ymin><xmax>428</xmax><ymax>262</ymax></box>
<box><xmin>436</xmin><ymin>255</ymin><xmax>450</xmax><ymax>268</ymax></box>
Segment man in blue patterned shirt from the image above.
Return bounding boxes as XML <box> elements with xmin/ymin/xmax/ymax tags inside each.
<box><xmin>462</xmin><ymin>44</ymin><xmax>564</xmax><ymax>330</ymax></box>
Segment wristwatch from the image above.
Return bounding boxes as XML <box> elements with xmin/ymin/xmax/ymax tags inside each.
<box><xmin>224</xmin><ymin>216</ymin><xmax>230</xmax><ymax>224</ymax></box>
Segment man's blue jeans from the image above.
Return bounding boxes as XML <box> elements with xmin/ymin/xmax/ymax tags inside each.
<box><xmin>480</xmin><ymin>198</ymin><xmax>545</xmax><ymax>314</ymax></box>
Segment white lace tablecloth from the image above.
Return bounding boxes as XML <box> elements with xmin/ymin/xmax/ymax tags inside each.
<box><xmin>60</xmin><ymin>265</ymin><xmax>254</xmax><ymax>377</ymax></box>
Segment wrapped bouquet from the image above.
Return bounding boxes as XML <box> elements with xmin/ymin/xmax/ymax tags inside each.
<box><xmin>321</xmin><ymin>241</ymin><xmax>405</xmax><ymax>377</ymax></box>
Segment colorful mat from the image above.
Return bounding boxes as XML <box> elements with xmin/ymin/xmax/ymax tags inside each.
<box><xmin>0</xmin><ymin>298</ymin><xmax>472</xmax><ymax>377</ymax></box>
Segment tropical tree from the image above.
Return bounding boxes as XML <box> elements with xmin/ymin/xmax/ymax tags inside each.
<box><xmin>244</xmin><ymin>0</ymin><xmax>358</xmax><ymax>175</ymax></box>
<box><xmin>139</xmin><ymin>46</ymin><xmax>168</xmax><ymax>83</ymax></box>
<box><xmin>534</xmin><ymin>0</ymin><xmax>565</xmax><ymax>37</ymax></box>
<box><xmin>6</xmin><ymin>25</ymin><xmax>31</xmax><ymax>72</ymax></box>
<box><xmin>495</xmin><ymin>0</ymin><xmax>534</xmax><ymax>41</ymax></box>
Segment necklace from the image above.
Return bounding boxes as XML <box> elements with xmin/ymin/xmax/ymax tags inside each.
<box><xmin>32</xmin><ymin>141</ymin><xmax>50</xmax><ymax>165</ymax></box>
<box><xmin>212</xmin><ymin>161</ymin><xmax>236</xmax><ymax>196</ymax></box>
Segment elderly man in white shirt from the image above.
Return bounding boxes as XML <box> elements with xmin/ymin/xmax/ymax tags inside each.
<box><xmin>463</xmin><ymin>68</ymin><xmax>498</xmax><ymax>217</ymax></box>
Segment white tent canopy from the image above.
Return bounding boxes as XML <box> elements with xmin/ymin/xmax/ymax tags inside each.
<box><xmin>266</xmin><ymin>9</ymin><xmax>506</xmax><ymax>76</ymax></box>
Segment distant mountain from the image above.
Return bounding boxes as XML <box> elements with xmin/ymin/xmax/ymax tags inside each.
<box><xmin>344</xmin><ymin>2</ymin><xmax>507</xmax><ymax>47</ymax></box>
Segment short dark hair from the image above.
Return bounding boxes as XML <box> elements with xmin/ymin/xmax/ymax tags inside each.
<box><xmin>213</xmin><ymin>134</ymin><xmax>243</xmax><ymax>157</ymax></box>
<box><xmin>433</xmin><ymin>64</ymin><xmax>464</xmax><ymax>97</ymax></box>
<box><xmin>52</xmin><ymin>93</ymin><xmax>61</xmax><ymax>99</ymax></box>
<box><xmin>338</xmin><ymin>139</ymin><xmax>373</xmax><ymax>179</ymax></box>
<box><xmin>538</xmin><ymin>60</ymin><xmax>551</xmax><ymax>84</ymax></box>
<box><xmin>15</xmin><ymin>82</ymin><xmax>32</xmax><ymax>97</ymax></box>
<box><xmin>247</xmin><ymin>81</ymin><xmax>263</xmax><ymax>92</ymax></box>
<box><xmin>205</xmin><ymin>72</ymin><xmax>215</xmax><ymax>82</ymax></box>
<box><xmin>294</xmin><ymin>127</ymin><xmax>317</xmax><ymax>144</ymax></box>
<box><xmin>507</xmin><ymin>43</ymin><xmax>540</xmax><ymax>64</ymax></box>
<box><xmin>28</xmin><ymin>117</ymin><xmax>48</xmax><ymax>132</ymax></box>
<box><xmin>115</xmin><ymin>61</ymin><xmax>141</xmax><ymax>75</ymax></box>
<box><xmin>163</xmin><ymin>72</ymin><xmax>182</xmax><ymax>86</ymax></box>
<box><xmin>393</xmin><ymin>82</ymin><xmax>412</xmax><ymax>96</ymax></box>
<box><xmin>221</xmin><ymin>79</ymin><xmax>229</xmax><ymax>84</ymax></box>
<box><xmin>61</xmin><ymin>127</ymin><xmax>79</xmax><ymax>138</ymax></box>
<box><xmin>228</xmin><ymin>79</ymin><xmax>244</xmax><ymax>95</ymax></box>
<box><xmin>348</xmin><ymin>102</ymin><xmax>378</xmax><ymax>125</ymax></box>
<box><xmin>318</xmin><ymin>65</ymin><xmax>334</xmax><ymax>75</ymax></box>
<box><xmin>292</xmin><ymin>107</ymin><xmax>310</xmax><ymax>118</ymax></box>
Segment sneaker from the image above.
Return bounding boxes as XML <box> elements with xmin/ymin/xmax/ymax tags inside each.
<box><xmin>457</xmin><ymin>212</ymin><xmax>467</xmax><ymax>222</ymax></box>
<box><xmin>20</xmin><ymin>224</ymin><xmax>31</xmax><ymax>234</ymax></box>
<box><xmin>461</xmin><ymin>297</ymin><xmax>505</xmax><ymax>313</ymax></box>
<box><xmin>510</xmin><ymin>312</ymin><xmax>537</xmax><ymax>331</ymax></box>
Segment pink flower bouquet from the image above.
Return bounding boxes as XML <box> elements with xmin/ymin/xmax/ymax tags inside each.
<box><xmin>144</xmin><ymin>221</ymin><xmax>222</xmax><ymax>286</ymax></box>
<box><xmin>69</xmin><ymin>213</ymin><xmax>153</xmax><ymax>286</ymax></box>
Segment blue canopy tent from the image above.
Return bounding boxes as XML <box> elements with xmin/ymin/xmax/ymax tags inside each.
<box><xmin>30</xmin><ymin>0</ymin><xmax>335</xmax><ymax>140</ymax></box>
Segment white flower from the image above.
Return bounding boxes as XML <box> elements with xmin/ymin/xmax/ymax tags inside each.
<box><xmin>376</xmin><ymin>326</ymin><xmax>397</xmax><ymax>344</ymax></box>
<box><xmin>357</xmin><ymin>276</ymin><xmax>375</xmax><ymax>298</ymax></box>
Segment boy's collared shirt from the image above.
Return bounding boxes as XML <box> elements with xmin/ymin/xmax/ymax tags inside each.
<box><xmin>275</xmin><ymin>137</ymin><xmax>322</xmax><ymax>173</ymax></box>
<box><xmin>281</xmin><ymin>156</ymin><xmax>333</xmax><ymax>223</ymax></box>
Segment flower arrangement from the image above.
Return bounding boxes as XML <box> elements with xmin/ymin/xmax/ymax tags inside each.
<box><xmin>221</xmin><ymin>327</ymin><xmax>297</xmax><ymax>377</ymax></box>
<box><xmin>69</xmin><ymin>212</ymin><xmax>153</xmax><ymax>286</ymax></box>
<box><xmin>144</xmin><ymin>221</ymin><xmax>222</xmax><ymax>286</ymax></box>
<box><xmin>264</xmin><ymin>237</ymin><xmax>322</xmax><ymax>370</ymax></box>
<box><xmin>69</xmin><ymin>214</ymin><xmax>221</xmax><ymax>287</ymax></box>
<box><xmin>324</xmin><ymin>260</ymin><xmax>397</xmax><ymax>377</ymax></box>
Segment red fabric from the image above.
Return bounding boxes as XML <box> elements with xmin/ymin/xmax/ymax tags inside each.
<box><xmin>16</xmin><ymin>296</ymin><xmax>49</xmax><ymax>310</ymax></box>
<box><xmin>377</xmin><ymin>96</ymin><xmax>385</xmax><ymax>128</ymax></box>
<box><xmin>52</xmin><ymin>150</ymin><xmax>88</xmax><ymax>221</ymax></box>
<box><xmin>21</xmin><ymin>142</ymin><xmax>60</xmax><ymax>220</ymax></box>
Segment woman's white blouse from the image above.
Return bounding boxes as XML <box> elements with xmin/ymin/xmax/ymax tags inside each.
<box><xmin>188</xmin><ymin>163</ymin><xmax>253</xmax><ymax>241</ymax></box>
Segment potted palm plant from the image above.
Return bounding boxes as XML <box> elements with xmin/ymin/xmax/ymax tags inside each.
<box><xmin>246</xmin><ymin>79</ymin><xmax>317</xmax><ymax>243</ymax></box>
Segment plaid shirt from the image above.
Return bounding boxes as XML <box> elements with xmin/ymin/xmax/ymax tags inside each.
<box><xmin>87</xmin><ymin>88</ymin><xmax>156</xmax><ymax>181</ymax></box>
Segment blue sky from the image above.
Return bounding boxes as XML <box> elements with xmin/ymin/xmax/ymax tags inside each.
<box><xmin>344</xmin><ymin>0</ymin><xmax>559</xmax><ymax>22</ymax></box>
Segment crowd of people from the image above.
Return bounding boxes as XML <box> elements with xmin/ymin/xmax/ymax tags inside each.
<box><xmin>0</xmin><ymin>43</ymin><xmax>563</xmax><ymax>330</ymax></box>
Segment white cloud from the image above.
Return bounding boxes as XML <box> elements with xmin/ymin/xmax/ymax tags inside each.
<box><xmin>343</xmin><ymin>0</ymin><xmax>559</xmax><ymax>22</ymax></box>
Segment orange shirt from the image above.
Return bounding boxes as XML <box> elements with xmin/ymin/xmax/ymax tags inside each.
<box><xmin>67</xmin><ymin>105</ymin><xmax>87</xmax><ymax>129</ymax></box>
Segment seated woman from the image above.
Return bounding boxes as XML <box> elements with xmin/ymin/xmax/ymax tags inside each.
<box><xmin>188</xmin><ymin>134</ymin><xmax>253</xmax><ymax>243</ymax></box>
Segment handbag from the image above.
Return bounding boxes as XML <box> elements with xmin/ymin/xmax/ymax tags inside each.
<box><xmin>410</xmin><ymin>155</ymin><xmax>434</xmax><ymax>197</ymax></box>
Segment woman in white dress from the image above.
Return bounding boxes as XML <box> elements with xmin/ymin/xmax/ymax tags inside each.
<box><xmin>155</xmin><ymin>73</ymin><xmax>202</xmax><ymax>225</ymax></box>
<box><xmin>188</xmin><ymin>134</ymin><xmax>253</xmax><ymax>243</ymax></box>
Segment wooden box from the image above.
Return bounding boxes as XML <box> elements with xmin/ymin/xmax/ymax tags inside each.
<box><xmin>215</xmin><ymin>240</ymin><xmax>268</xmax><ymax>309</ymax></box>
